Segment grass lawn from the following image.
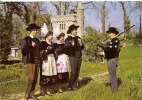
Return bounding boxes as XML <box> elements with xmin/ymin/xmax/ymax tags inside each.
<box><xmin>0</xmin><ymin>45</ymin><xmax>142</xmax><ymax>100</ymax></box>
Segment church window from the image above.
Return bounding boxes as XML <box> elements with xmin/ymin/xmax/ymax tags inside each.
<box><xmin>60</xmin><ymin>24</ymin><xmax>62</xmax><ymax>30</ymax></box>
<box><xmin>64</xmin><ymin>23</ymin><xmax>65</xmax><ymax>30</ymax></box>
<box><xmin>62</xmin><ymin>24</ymin><xmax>63</xmax><ymax>30</ymax></box>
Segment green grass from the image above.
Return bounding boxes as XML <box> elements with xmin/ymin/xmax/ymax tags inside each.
<box><xmin>0</xmin><ymin>45</ymin><xmax>142</xmax><ymax>100</ymax></box>
<box><xmin>40</xmin><ymin>45</ymin><xmax>142</xmax><ymax>100</ymax></box>
<box><xmin>0</xmin><ymin>63</ymin><xmax>27</xmax><ymax>97</ymax></box>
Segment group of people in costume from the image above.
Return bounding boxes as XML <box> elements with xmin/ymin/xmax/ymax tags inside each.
<box><xmin>21</xmin><ymin>23</ymin><xmax>84</xmax><ymax>100</ymax></box>
<box><xmin>21</xmin><ymin>23</ymin><xmax>121</xmax><ymax>100</ymax></box>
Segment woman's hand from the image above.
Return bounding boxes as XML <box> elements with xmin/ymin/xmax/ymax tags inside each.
<box><xmin>47</xmin><ymin>46</ymin><xmax>53</xmax><ymax>50</ymax></box>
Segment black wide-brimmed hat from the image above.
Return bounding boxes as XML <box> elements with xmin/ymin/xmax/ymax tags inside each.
<box><xmin>67</xmin><ymin>24</ymin><xmax>79</xmax><ymax>34</ymax></box>
<box><xmin>26</xmin><ymin>23</ymin><xmax>41</xmax><ymax>31</ymax></box>
<box><xmin>106</xmin><ymin>27</ymin><xmax>119</xmax><ymax>34</ymax></box>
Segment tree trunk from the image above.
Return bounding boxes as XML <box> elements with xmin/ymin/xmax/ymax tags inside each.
<box><xmin>139</xmin><ymin>10</ymin><xmax>141</xmax><ymax>37</ymax></box>
<box><xmin>101</xmin><ymin>1</ymin><xmax>106</xmax><ymax>34</ymax></box>
<box><xmin>63</xmin><ymin>2</ymin><xmax>70</xmax><ymax>15</ymax></box>
<box><xmin>120</xmin><ymin>2</ymin><xmax>130</xmax><ymax>34</ymax></box>
<box><xmin>139</xmin><ymin>2</ymin><xmax>142</xmax><ymax>37</ymax></box>
<box><xmin>51</xmin><ymin>2</ymin><xmax>61</xmax><ymax>15</ymax></box>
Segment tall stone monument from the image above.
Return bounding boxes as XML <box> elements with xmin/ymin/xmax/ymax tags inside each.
<box><xmin>76</xmin><ymin>2</ymin><xmax>84</xmax><ymax>38</ymax></box>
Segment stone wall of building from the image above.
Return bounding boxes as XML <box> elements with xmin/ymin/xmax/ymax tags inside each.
<box><xmin>51</xmin><ymin>3</ymin><xmax>84</xmax><ymax>38</ymax></box>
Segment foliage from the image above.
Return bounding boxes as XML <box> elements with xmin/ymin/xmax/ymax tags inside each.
<box><xmin>0</xmin><ymin>2</ymin><xmax>26</xmax><ymax>61</ymax></box>
<box><xmin>0</xmin><ymin>12</ymin><xmax>14</xmax><ymax>61</ymax></box>
<box><xmin>124</xmin><ymin>32</ymin><xmax>142</xmax><ymax>45</ymax></box>
<box><xmin>82</xmin><ymin>27</ymin><xmax>107</xmax><ymax>62</ymax></box>
<box><xmin>133</xmin><ymin>34</ymin><xmax>142</xmax><ymax>45</ymax></box>
<box><xmin>0</xmin><ymin>3</ymin><xmax>52</xmax><ymax>49</ymax></box>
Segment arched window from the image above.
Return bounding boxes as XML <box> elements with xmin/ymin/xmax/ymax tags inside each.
<box><xmin>64</xmin><ymin>23</ymin><xmax>65</xmax><ymax>30</ymax></box>
<box><xmin>60</xmin><ymin>24</ymin><xmax>62</xmax><ymax>30</ymax></box>
<box><xmin>62</xmin><ymin>24</ymin><xmax>63</xmax><ymax>30</ymax></box>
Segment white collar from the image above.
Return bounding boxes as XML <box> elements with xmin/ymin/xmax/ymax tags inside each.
<box><xmin>57</xmin><ymin>41</ymin><xmax>64</xmax><ymax>44</ymax></box>
<box><xmin>46</xmin><ymin>41</ymin><xmax>51</xmax><ymax>45</ymax></box>
<box><xmin>29</xmin><ymin>34</ymin><xmax>34</xmax><ymax>38</ymax></box>
<box><xmin>71</xmin><ymin>34</ymin><xmax>76</xmax><ymax>37</ymax></box>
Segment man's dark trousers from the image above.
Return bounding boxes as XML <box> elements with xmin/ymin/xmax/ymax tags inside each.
<box><xmin>69</xmin><ymin>57</ymin><xmax>82</xmax><ymax>89</ymax></box>
<box><xmin>107</xmin><ymin>58</ymin><xmax>118</xmax><ymax>92</ymax></box>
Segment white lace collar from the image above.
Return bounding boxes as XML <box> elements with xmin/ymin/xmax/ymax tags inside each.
<box><xmin>29</xmin><ymin>34</ymin><xmax>34</xmax><ymax>38</ymax></box>
<box><xmin>70</xmin><ymin>34</ymin><xmax>76</xmax><ymax>37</ymax></box>
<box><xmin>56</xmin><ymin>41</ymin><xmax>64</xmax><ymax>44</ymax></box>
<box><xmin>46</xmin><ymin>41</ymin><xmax>51</xmax><ymax>45</ymax></box>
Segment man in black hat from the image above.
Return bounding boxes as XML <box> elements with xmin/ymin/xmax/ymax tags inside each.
<box><xmin>65</xmin><ymin>24</ymin><xmax>84</xmax><ymax>91</ymax></box>
<box><xmin>104</xmin><ymin>27</ymin><xmax>121</xmax><ymax>93</ymax></box>
<box><xmin>21</xmin><ymin>23</ymin><xmax>41</xmax><ymax>100</ymax></box>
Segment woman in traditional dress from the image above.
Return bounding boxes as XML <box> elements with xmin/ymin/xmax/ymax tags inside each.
<box><xmin>54</xmin><ymin>33</ymin><xmax>70</xmax><ymax>93</ymax></box>
<box><xmin>40</xmin><ymin>31</ymin><xmax>58</xmax><ymax>96</ymax></box>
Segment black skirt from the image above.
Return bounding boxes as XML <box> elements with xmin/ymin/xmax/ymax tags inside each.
<box><xmin>40</xmin><ymin>75</ymin><xmax>58</xmax><ymax>86</ymax></box>
<box><xmin>57</xmin><ymin>72</ymin><xmax>69</xmax><ymax>83</ymax></box>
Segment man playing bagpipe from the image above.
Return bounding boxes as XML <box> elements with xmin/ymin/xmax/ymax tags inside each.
<box><xmin>98</xmin><ymin>27</ymin><xmax>121</xmax><ymax>93</ymax></box>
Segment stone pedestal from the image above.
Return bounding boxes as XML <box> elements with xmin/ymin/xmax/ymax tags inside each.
<box><xmin>11</xmin><ymin>48</ymin><xmax>19</xmax><ymax>57</ymax></box>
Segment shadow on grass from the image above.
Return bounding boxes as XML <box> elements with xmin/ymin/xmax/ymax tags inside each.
<box><xmin>1</xmin><ymin>60</ymin><xmax>21</xmax><ymax>65</ymax></box>
<box><xmin>76</xmin><ymin>77</ymin><xmax>93</xmax><ymax>89</ymax></box>
<box><xmin>34</xmin><ymin>77</ymin><xmax>93</xmax><ymax>98</ymax></box>
<box><xmin>103</xmin><ymin>77</ymin><xmax>122</xmax><ymax>87</ymax></box>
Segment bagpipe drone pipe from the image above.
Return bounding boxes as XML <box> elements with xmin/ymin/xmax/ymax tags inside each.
<box><xmin>97</xmin><ymin>25</ymin><xmax>135</xmax><ymax>50</ymax></box>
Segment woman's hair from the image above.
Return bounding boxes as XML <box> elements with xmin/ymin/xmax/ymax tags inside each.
<box><xmin>44</xmin><ymin>31</ymin><xmax>53</xmax><ymax>39</ymax></box>
<box><xmin>56</xmin><ymin>33</ymin><xmax>65</xmax><ymax>40</ymax></box>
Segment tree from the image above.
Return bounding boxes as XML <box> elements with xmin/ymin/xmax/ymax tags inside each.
<box><xmin>20</xmin><ymin>2</ymin><xmax>40</xmax><ymax>25</ymax></box>
<box><xmin>101</xmin><ymin>1</ymin><xmax>106</xmax><ymax>34</ymax></box>
<box><xmin>131</xmin><ymin>1</ymin><xmax>142</xmax><ymax>38</ymax></box>
<box><xmin>51</xmin><ymin>2</ymin><xmax>62</xmax><ymax>15</ymax></box>
<box><xmin>139</xmin><ymin>2</ymin><xmax>142</xmax><ymax>37</ymax></box>
<box><xmin>88</xmin><ymin>1</ymin><xmax>107</xmax><ymax>34</ymax></box>
<box><xmin>82</xmin><ymin>27</ymin><xmax>105</xmax><ymax>62</ymax></box>
<box><xmin>0</xmin><ymin>2</ymin><xmax>23</xmax><ymax>61</ymax></box>
<box><xmin>0</xmin><ymin>12</ymin><xmax>14</xmax><ymax>61</ymax></box>
<box><xmin>51</xmin><ymin>1</ymin><xmax>70</xmax><ymax>15</ymax></box>
<box><xmin>0</xmin><ymin>2</ymin><xmax>31</xmax><ymax>61</ymax></box>
<box><xmin>0</xmin><ymin>2</ymin><xmax>53</xmax><ymax>61</ymax></box>
<box><xmin>63</xmin><ymin>2</ymin><xmax>70</xmax><ymax>15</ymax></box>
<box><xmin>120</xmin><ymin>2</ymin><xmax>130</xmax><ymax>34</ymax></box>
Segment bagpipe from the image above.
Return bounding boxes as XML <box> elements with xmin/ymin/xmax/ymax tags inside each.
<box><xmin>97</xmin><ymin>25</ymin><xmax>135</xmax><ymax>50</ymax></box>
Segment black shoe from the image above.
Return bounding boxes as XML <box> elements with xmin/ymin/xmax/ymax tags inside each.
<box><xmin>31</xmin><ymin>95</ymin><xmax>39</xmax><ymax>100</ymax></box>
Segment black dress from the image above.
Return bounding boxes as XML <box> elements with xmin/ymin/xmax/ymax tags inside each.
<box><xmin>40</xmin><ymin>41</ymin><xmax>58</xmax><ymax>86</ymax></box>
<box><xmin>54</xmin><ymin>43</ymin><xmax>70</xmax><ymax>82</ymax></box>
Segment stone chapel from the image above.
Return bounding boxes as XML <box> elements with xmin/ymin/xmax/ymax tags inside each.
<box><xmin>51</xmin><ymin>3</ymin><xmax>84</xmax><ymax>38</ymax></box>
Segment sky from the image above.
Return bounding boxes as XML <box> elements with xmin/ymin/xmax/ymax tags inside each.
<box><xmin>43</xmin><ymin>1</ymin><xmax>140</xmax><ymax>33</ymax></box>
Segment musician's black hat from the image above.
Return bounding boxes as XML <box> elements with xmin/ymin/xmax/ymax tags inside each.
<box><xmin>26</xmin><ymin>23</ymin><xmax>41</xmax><ymax>31</ymax></box>
<box><xmin>106</xmin><ymin>27</ymin><xmax>119</xmax><ymax>34</ymax></box>
<box><xmin>67</xmin><ymin>24</ymin><xmax>79</xmax><ymax>34</ymax></box>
